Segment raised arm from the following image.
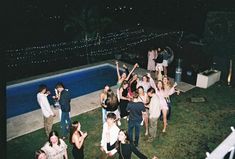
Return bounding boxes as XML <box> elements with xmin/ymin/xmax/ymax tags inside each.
<box><xmin>73</xmin><ymin>132</ymin><xmax>87</xmax><ymax>149</ymax></box>
<box><xmin>116</xmin><ymin>61</ymin><xmax>121</xmax><ymax>80</ymax></box>
<box><xmin>126</xmin><ymin>63</ymin><xmax>138</xmax><ymax>81</ymax></box>
<box><xmin>147</xmin><ymin>73</ymin><xmax>157</xmax><ymax>91</ymax></box>
<box><xmin>100</xmin><ymin>93</ymin><xmax>107</xmax><ymax>108</ymax></box>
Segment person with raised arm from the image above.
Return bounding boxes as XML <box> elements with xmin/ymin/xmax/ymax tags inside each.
<box><xmin>70</xmin><ymin>121</ymin><xmax>87</xmax><ymax>159</ymax></box>
<box><xmin>162</xmin><ymin>76</ymin><xmax>180</xmax><ymax>120</ymax></box>
<box><xmin>115</xmin><ymin>61</ymin><xmax>138</xmax><ymax>88</ymax></box>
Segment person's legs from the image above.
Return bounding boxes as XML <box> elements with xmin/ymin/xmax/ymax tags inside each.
<box><xmin>134</xmin><ymin>121</ymin><xmax>141</xmax><ymax>146</ymax></box>
<box><xmin>128</xmin><ymin>120</ymin><xmax>135</xmax><ymax>144</ymax></box>
<box><xmin>167</xmin><ymin>102</ymin><xmax>172</xmax><ymax>120</ymax></box>
<box><xmin>143</xmin><ymin>112</ymin><xmax>149</xmax><ymax>135</ymax></box>
<box><xmin>99</xmin><ymin>150</ymin><xmax>108</xmax><ymax>159</ymax></box>
<box><xmin>148</xmin><ymin>118</ymin><xmax>154</xmax><ymax>140</ymax></box>
<box><xmin>102</xmin><ymin>108</ymin><xmax>107</xmax><ymax>124</ymax></box>
<box><xmin>61</xmin><ymin>112</ymin><xmax>70</xmax><ymax>138</ymax></box>
<box><xmin>162</xmin><ymin>60</ymin><xmax>168</xmax><ymax>76</ymax></box>
<box><xmin>44</xmin><ymin>116</ymin><xmax>49</xmax><ymax>137</ymax></box>
<box><xmin>47</xmin><ymin>116</ymin><xmax>54</xmax><ymax>136</ymax></box>
<box><xmin>162</xmin><ymin>109</ymin><xmax>168</xmax><ymax>132</ymax></box>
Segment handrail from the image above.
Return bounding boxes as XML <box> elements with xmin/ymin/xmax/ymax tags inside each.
<box><xmin>205</xmin><ymin>127</ymin><xmax>235</xmax><ymax>159</ymax></box>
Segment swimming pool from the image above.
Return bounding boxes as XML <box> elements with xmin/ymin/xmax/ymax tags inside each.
<box><xmin>6</xmin><ymin>63</ymin><xmax>118</xmax><ymax>118</ymax></box>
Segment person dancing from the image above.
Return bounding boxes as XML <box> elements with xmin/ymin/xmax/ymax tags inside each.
<box><xmin>162</xmin><ymin>76</ymin><xmax>180</xmax><ymax>120</ymax></box>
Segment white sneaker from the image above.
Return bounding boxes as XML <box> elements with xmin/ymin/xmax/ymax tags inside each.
<box><xmin>117</xmin><ymin>120</ymin><xmax>121</xmax><ymax>126</ymax></box>
<box><xmin>140</xmin><ymin>120</ymin><xmax>144</xmax><ymax>126</ymax></box>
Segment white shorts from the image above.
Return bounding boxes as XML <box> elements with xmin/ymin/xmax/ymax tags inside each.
<box><xmin>156</xmin><ymin>63</ymin><xmax>163</xmax><ymax>72</ymax></box>
<box><xmin>162</xmin><ymin>60</ymin><xmax>168</xmax><ymax>67</ymax></box>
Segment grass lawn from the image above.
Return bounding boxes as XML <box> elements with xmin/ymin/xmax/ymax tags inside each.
<box><xmin>7</xmin><ymin>82</ymin><xmax>235</xmax><ymax>159</ymax></box>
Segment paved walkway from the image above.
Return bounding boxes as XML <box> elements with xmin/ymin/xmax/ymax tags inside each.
<box><xmin>7</xmin><ymin>60</ymin><xmax>195</xmax><ymax>141</ymax></box>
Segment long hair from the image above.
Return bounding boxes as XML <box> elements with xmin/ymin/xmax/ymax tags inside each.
<box><xmin>116</xmin><ymin>129</ymin><xmax>130</xmax><ymax>149</ymax></box>
<box><xmin>48</xmin><ymin>130</ymin><xmax>61</xmax><ymax>147</ymax></box>
<box><xmin>120</xmin><ymin>80</ymin><xmax>129</xmax><ymax>89</ymax></box>
<box><xmin>106</xmin><ymin>89</ymin><xmax>119</xmax><ymax>108</ymax></box>
<box><xmin>156</xmin><ymin>80</ymin><xmax>164</xmax><ymax>91</ymax></box>
<box><xmin>162</xmin><ymin>76</ymin><xmax>173</xmax><ymax>88</ymax></box>
<box><xmin>69</xmin><ymin>121</ymin><xmax>81</xmax><ymax>144</ymax></box>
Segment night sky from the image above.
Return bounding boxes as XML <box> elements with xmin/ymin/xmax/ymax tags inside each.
<box><xmin>5</xmin><ymin>0</ymin><xmax>234</xmax><ymax>48</ymax></box>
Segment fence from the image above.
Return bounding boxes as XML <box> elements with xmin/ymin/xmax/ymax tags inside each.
<box><xmin>206</xmin><ymin>126</ymin><xmax>235</xmax><ymax>159</ymax></box>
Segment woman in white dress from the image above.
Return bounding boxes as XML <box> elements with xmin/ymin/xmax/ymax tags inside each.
<box><xmin>147</xmin><ymin>49</ymin><xmax>156</xmax><ymax>72</ymax></box>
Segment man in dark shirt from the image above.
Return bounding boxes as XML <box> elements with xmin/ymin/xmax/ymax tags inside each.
<box><xmin>126</xmin><ymin>91</ymin><xmax>146</xmax><ymax>147</ymax></box>
<box><xmin>55</xmin><ymin>82</ymin><xmax>71</xmax><ymax>139</ymax></box>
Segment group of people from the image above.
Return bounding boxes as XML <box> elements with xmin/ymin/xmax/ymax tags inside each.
<box><xmin>99</xmin><ymin>60</ymin><xmax>180</xmax><ymax>158</ymax></box>
<box><xmin>147</xmin><ymin>47</ymin><xmax>169</xmax><ymax>80</ymax></box>
<box><xmin>35</xmin><ymin>53</ymin><xmax>179</xmax><ymax>159</ymax></box>
<box><xmin>36</xmin><ymin>82</ymin><xmax>88</xmax><ymax>159</ymax></box>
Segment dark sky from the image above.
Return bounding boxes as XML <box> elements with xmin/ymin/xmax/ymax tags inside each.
<box><xmin>5</xmin><ymin>0</ymin><xmax>235</xmax><ymax>48</ymax></box>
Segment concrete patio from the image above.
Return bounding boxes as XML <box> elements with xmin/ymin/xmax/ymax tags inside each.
<box><xmin>7</xmin><ymin>60</ymin><xmax>195</xmax><ymax>141</ymax></box>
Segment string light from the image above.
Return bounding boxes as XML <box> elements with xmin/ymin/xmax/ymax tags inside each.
<box><xmin>5</xmin><ymin>28</ymin><xmax>183</xmax><ymax>68</ymax></box>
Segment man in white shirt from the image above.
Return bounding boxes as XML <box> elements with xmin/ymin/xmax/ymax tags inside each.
<box><xmin>37</xmin><ymin>84</ymin><xmax>55</xmax><ymax>137</ymax></box>
<box><xmin>147</xmin><ymin>87</ymin><xmax>161</xmax><ymax>142</ymax></box>
<box><xmin>100</xmin><ymin>113</ymin><xmax>119</xmax><ymax>159</ymax></box>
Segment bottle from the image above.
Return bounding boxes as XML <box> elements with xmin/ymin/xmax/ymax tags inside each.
<box><xmin>175</xmin><ymin>58</ymin><xmax>182</xmax><ymax>83</ymax></box>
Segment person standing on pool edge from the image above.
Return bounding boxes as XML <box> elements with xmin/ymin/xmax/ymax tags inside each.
<box><xmin>55</xmin><ymin>82</ymin><xmax>71</xmax><ymax>140</ymax></box>
<box><xmin>37</xmin><ymin>84</ymin><xmax>56</xmax><ymax>137</ymax></box>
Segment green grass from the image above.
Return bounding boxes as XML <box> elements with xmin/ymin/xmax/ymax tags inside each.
<box><xmin>7</xmin><ymin>83</ymin><xmax>235</xmax><ymax>159</ymax></box>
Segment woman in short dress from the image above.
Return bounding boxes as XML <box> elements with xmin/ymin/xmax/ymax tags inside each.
<box><xmin>70</xmin><ymin>121</ymin><xmax>87</xmax><ymax>159</ymax></box>
<box><xmin>162</xmin><ymin>76</ymin><xmax>180</xmax><ymax>120</ymax></box>
<box><xmin>118</xmin><ymin>80</ymin><xmax>131</xmax><ymax>119</ymax></box>
<box><xmin>147</xmin><ymin>49</ymin><xmax>156</xmax><ymax>72</ymax></box>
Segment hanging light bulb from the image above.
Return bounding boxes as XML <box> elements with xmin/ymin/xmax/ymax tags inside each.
<box><xmin>227</xmin><ymin>59</ymin><xmax>233</xmax><ymax>86</ymax></box>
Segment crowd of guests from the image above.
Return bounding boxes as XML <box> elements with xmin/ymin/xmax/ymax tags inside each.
<box><xmin>35</xmin><ymin>51</ymin><xmax>180</xmax><ymax>158</ymax></box>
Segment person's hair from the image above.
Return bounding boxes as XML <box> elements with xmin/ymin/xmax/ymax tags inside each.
<box><xmin>35</xmin><ymin>149</ymin><xmax>46</xmax><ymax>159</ymax></box>
<box><xmin>147</xmin><ymin>87</ymin><xmax>155</xmax><ymax>94</ymax></box>
<box><xmin>162</xmin><ymin>76</ymin><xmax>172</xmax><ymax>87</ymax></box>
<box><xmin>106</xmin><ymin>112</ymin><xmax>116</xmax><ymax>120</ymax></box>
<box><xmin>48</xmin><ymin>130</ymin><xmax>61</xmax><ymax>147</ymax></box>
<box><xmin>142</xmin><ymin>75</ymin><xmax>150</xmax><ymax>82</ymax></box>
<box><xmin>137</xmin><ymin>86</ymin><xmax>144</xmax><ymax>92</ymax></box>
<box><xmin>132</xmin><ymin>91</ymin><xmax>139</xmax><ymax>99</ymax></box>
<box><xmin>69</xmin><ymin>121</ymin><xmax>81</xmax><ymax>144</ymax></box>
<box><xmin>115</xmin><ymin>129</ymin><xmax>130</xmax><ymax>149</ymax></box>
<box><xmin>120</xmin><ymin>80</ymin><xmax>129</xmax><ymax>88</ymax></box>
<box><xmin>55</xmin><ymin>82</ymin><xmax>65</xmax><ymax>89</ymax></box>
<box><xmin>156</xmin><ymin>80</ymin><xmax>164</xmax><ymax>91</ymax></box>
<box><xmin>106</xmin><ymin>89</ymin><xmax>119</xmax><ymax>108</ymax></box>
<box><xmin>38</xmin><ymin>84</ymin><xmax>47</xmax><ymax>93</ymax></box>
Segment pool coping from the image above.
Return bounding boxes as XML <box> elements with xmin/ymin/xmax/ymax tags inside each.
<box><xmin>6</xmin><ymin>60</ymin><xmax>130</xmax><ymax>141</ymax></box>
<box><xmin>6</xmin><ymin>59</ymin><xmax>195</xmax><ymax>141</ymax></box>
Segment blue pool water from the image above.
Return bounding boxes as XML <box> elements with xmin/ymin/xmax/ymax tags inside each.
<box><xmin>6</xmin><ymin>64</ymin><xmax>118</xmax><ymax>118</ymax></box>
